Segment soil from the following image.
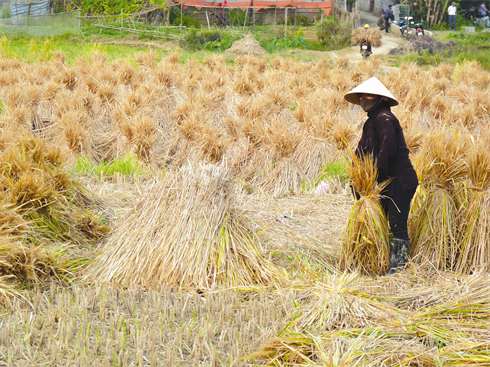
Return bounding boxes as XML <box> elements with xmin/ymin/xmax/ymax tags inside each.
<box><xmin>86</xmin><ymin>35</ymin><xmax>180</xmax><ymax>50</ymax></box>
<box><xmin>338</xmin><ymin>31</ymin><xmax>402</xmax><ymax>61</ymax></box>
<box><xmin>337</xmin><ymin>10</ymin><xmax>404</xmax><ymax>61</ymax></box>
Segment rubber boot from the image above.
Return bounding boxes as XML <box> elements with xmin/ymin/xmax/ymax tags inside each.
<box><xmin>386</xmin><ymin>238</ymin><xmax>410</xmax><ymax>275</ymax></box>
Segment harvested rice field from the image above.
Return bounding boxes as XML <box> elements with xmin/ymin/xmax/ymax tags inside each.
<box><xmin>1</xmin><ymin>50</ymin><xmax>490</xmax><ymax>366</ymax></box>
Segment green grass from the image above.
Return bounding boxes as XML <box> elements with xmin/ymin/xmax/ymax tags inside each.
<box><xmin>301</xmin><ymin>157</ymin><xmax>350</xmax><ymax>191</ymax></box>
<box><xmin>316</xmin><ymin>157</ymin><xmax>350</xmax><ymax>185</ymax></box>
<box><xmin>72</xmin><ymin>153</ymin><xmax>145</xmax><ymax>177</ymax></box>
<box><xmin>1</xmin><ymin>26</ymin><xmax>490</xmax><ymax>68</ymax></box>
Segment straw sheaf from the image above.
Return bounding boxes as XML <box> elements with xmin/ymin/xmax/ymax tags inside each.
<box><xmin>340</xmin><ymin>153</ymin><xmax>391</xmax><ymax>275</ymax></box>
<box><xmin>409</xmin><ymin>129</ymin><xmax>472</xmax><ymax>271</ymax></box>
<box><xmin>454</xmin><ymin>142</ymin><xmax>490</xmax><ymax>273</ymax></box>
<box><xmin>87</xmin><ymin>165</ymin><xmax>286</xmax><ymax>289</ymax></box>
<box><xmin>351</xmin><ymin>28</ymin><xmax>383</xmax><ymax>47</ymax></box>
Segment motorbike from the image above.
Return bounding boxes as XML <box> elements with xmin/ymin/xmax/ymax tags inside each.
<box><xmin>397</xmin><ymin>17</ymin><xmax>414</xmax><ymax>38</ymax></box>
<box><xmin>396</xmin><ymin>17</ymin><xmax>424</xmax><ymax>38</ymax></box>
<box><xmin>360</xmin><ymin>41</ymin><xmax>372</xmax><ymax>58</ymax></box>
<box><xmin>414</xmin><ymin>21</ymin><xmax>425</xmax><ymax>37</ymax></box>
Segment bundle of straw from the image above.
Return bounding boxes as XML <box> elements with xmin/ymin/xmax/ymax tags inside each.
<box><xmin>87</xmin><ymin>164</ymin><xmax>286</xmax><ymax>289</ymax></box>
<box><xmin>455</xmin><ymin>142</ymin><xmax>490</xmax><ymax>273</ymax></box>
<box><xmin>339</xmin><ymin>153</ymin><xmax>391</xmax><ymax>275</ymax></box>
<box><xmin>351</xmin><ymin>28</ymin><xmax>383</xmax><ymax>47</ymax></box>
<box><xmin>294</xmin><ymin>272</ymin><xmax>397</xmax><ymax>332</ymax></box>
<box><xmin>410</xmin><ymin>129</ymin><xmax>469</xmax><ymax>271</ymax></box>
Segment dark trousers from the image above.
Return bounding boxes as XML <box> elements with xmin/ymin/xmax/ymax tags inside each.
<box><xmin>381</xmin><ymin>180</ymin><xmax>416</xmax><ymax>241</ymax></box>
<box><xmin>385</xmin><ymin>19</ymin><xmax>390</xmax><ymax>33</ymax></box>
<box><xmin>449</xmin><ymin>15</ymin><xmax>456</xmax><ymax>30</ymax></box>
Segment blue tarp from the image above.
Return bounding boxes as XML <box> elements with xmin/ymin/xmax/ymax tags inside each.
<box><xmin>10</xmin><ymin>1</ymin><xmax>50</xmax><ymax>25</ymax></box>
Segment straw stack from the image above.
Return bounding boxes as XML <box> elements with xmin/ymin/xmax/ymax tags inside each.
<box><xmin>455</xmin><ymin>140</ymin><xmax>490</xmax><ymax>273</ymax></box>
<box><xmin>351</xmin><ymin>28</ymin><xmax>383</xmax><ymax>47</ymax></box>
<box><xmin>410</xmin><ymin>129</ymin><xmax>469</xmax><ymax>271</ymax></box>
<box><xmin>87</xmin><ymin>164</ymin><xmax>286</xmax><ymax>289</ymax></box>
<box><xmin>225</xmin><ymin>35</ymin><xmax>267</xmax><ymax>58</ymax></box>
<box><xmin>339</xmin><ymin>153</ymin><xmax>391</xmax><ymax>275</ymax></box>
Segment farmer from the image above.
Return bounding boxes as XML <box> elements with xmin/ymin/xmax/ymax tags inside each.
<box><xmin>448</xmin><ymin>2</ymin><xmax>457</xmax><ymax>31</ymax></box>
<box><xmin>377</xmin><ymin>13</ymin><xmax>386</xmax><ymax>31</ymax></box>
<box><xmin>344</xmin><ymin>77</ymin><xmax>419</xmax><ymax>275</ymax></box>
<box><xmin>384</xmin><ymin>5</ymin><xmax>394</xmax><ymax>33</ymax></box>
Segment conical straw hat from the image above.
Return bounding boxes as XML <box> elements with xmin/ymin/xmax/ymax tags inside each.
<box><xmin>344</xmin><ymin>77</ymin><xmax>399</xmax><ymax>106</ymax></box>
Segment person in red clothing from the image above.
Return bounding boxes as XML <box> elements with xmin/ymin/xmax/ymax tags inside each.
<box><xmin>344</xmin><ymin>77</ymin><xmax>419</xmax><ymax>275</ymax></box>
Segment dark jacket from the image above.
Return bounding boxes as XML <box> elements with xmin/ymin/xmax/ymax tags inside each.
<box><xmin>355</xmin><ymin>102</ymin><xmax>418</xmax><ymax>196</ymax></box>
<box><xmin>384</xmin><ymin>7</ymin><xmax>394</xmax><ymax>21</ymax></box>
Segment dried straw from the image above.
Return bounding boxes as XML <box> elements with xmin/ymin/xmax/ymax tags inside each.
<box><xmin>87</xmin><ymin>164</ymin><xmax>286</xmax><ymax>289</ymax></box>
<box><xmin>410</xmin><ymin>129</ymin><xmax>470</xmax><ymax>271</ymax></box>
<box><xmin>225</xmin><ymin>35</ymin><xmax>267</xmax><ymax>59</ymax></box>
<box><xmin>455</xmin><ymin>141</ymin><xmax>490</xmax><ymax>273</ymax></box>
<box><xmin>351</xmin><ymin>28</ymin><xmax>382</xmax><ymax>47</ymax></box>
<box><xmin>339</xmin><ymin>153</ymin><xmax>390</xmax><ymax>275</ymax></box>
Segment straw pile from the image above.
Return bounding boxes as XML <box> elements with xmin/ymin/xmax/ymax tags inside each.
<box><xmin>87</xmin><ymin>164</ymin><xmax>286</xmax><ymax>289</ymax></box>
<box><xmin>249</xmin><ymin>270</ymin><xmax>490</xmax><ymax>366</ymax></box>
<box><xmin>409</xmin><ymin>129</ymin><xmax>469</xmax><ymax>271</ymax></box>
<box><xmin>339</xmin><ymin>153</ymin><xmax>391</xmax><ymax>275</ymax></box>
<box><xmin>351</xmin><ymin>28</ymin><xmax>383</xmax><ymax>47</ymax></box>
<box><xmin>0</xmin><ymin>134</ymin><xmax>109</xmax><ymax>307</ymax></box>
<box><xmin>225</xmin><ymin>35</ymin><xmax>267</xmax><ymax>58</ymax></box>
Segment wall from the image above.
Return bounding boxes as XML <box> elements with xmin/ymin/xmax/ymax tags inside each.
<box><xmin>183</xmin><ymin>4</ymin><xmax>330</xmax><ymax>25</ymax></box>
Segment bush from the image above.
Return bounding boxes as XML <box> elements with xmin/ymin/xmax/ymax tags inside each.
<box><xmin>172</xmin><ymin>13</ymin><xmax>200</xmax><ymax>28</ymax></box>
<box><xmin>169</xmin><ymin>6</ymin><xmax>200</xmax><ymax>28</ymax></box>
<box><xmin>296</xmin><ymin>15</ymin><xmax>312</xmax><ymax>26</ymax></box>
<box><xmin>228</xmin><ymin>8</ymin><xmax>248</xmax><ymax>26</ymax></box>
<box><xmin>259</xmin><ymin>36</ymin><xmax>310</xmax><ymax>52</ymax></box>
<box><xmin>203</xmin><ymin>33</ymin><xmax>239</xmax><ymax>51</ymax></box>
<box><xmin>316</xmin><ymin>16</ymin><xmax>351</xmax><ymax>50</ymax></box>
<box><xmin>184</xmin><ymin>29</ymin><xmax>224</xmax><ymax>50</ymax></box>
<box><xmin>277</xmin><ymin>14</ymin><xmax>311</xmax><ymax>26</ymax></box>
<box><xmin>169</xmin><ymin>6</ymin><xmax>181</xmax><ymax>24</ymax></box>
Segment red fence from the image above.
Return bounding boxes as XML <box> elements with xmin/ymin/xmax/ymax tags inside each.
<box><xmin>172</xmin><ymin>0</ymin><xmax>332</xmax><ymax>13</ymax></box>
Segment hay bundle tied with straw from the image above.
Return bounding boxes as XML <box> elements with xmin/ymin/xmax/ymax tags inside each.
<box><xmin>339</xmin><ymin>152</ymin><xmax>391</xmax><ymax>275</ymax></box>
<box><xmin>455</xmin><ymin>140</ymin><xmax>490</xmax><ymax>273</ymax></box>
<box><xmin>410</xmin><ymin>129</ymin><xmax>469</xmax><ymax>271</ymax></box>
<box><xmin>351</xmin><ymin>28</ymin><xmax>383</xmax><ymax>47</ymax></box>
<box><xmin>87</xmin><ymin>164</ymin><xmax>286</xmax><ymax>289</ymax></box>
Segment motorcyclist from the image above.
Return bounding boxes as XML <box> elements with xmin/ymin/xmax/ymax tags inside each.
<box><xmin>344</xmin><ymin>77</ymin><xmax>419</xmax><ymax>275</ymax></box>
<box><xmin>359</xmin><ymin>24</ymin><xmax>372</xmax><ymax>56</ymax></box>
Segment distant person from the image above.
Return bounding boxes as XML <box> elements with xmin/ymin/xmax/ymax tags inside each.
<box><xmin>479</xmin><ymin>2</ymin><xmax>490</xmax><ymax>17</ymax></box>
<box><xmin>448</xmin><ymin>2</ymin><xmax>457</xmax><ymax>30</ymax></box>
<box><xmin>377</xmin><ymin>13</ymin><xmax>386</xmax><ymax>30</ymax></box>
<box><xmin>384</xmin><ymin>5</ymin><xmax>394</xmax><ymax>34</ymax></box>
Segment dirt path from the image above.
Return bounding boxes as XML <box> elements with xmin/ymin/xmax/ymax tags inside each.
<box><xmin>337</xmin><ymin>31</ymin><xmax>402</xmax><ymax>61</ymax></box>
<box><xmin>329</xmin><ymin>10</ymin><xmax>404</xmax><ymax>62</ymax></box>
